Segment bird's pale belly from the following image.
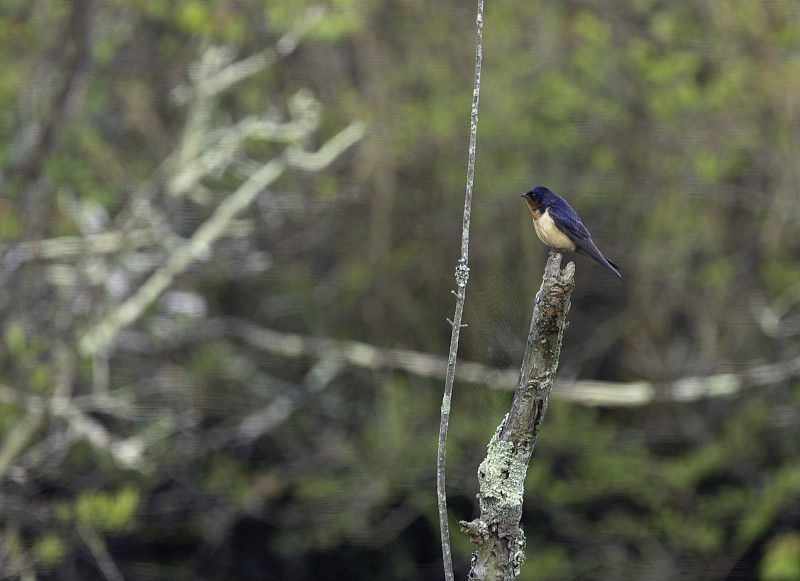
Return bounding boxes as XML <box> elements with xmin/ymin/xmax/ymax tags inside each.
<box><xmin>533</xmin><ymin>209</ymin><xmax>577</xmax><ymax>251</ymax></box>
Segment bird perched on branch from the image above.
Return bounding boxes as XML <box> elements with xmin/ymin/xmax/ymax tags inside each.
<box><xmin>521</xmin><ymin>185</ymin><xmax>626</xmax><ymax>284</ymax></box>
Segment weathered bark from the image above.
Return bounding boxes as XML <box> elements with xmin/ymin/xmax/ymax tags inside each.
<box><xmin>461</xmin><ymin>251</ymin><xmax>575</xmax><ymax>580</ymax></box>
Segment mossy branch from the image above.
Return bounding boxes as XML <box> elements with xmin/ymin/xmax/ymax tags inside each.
<box><xmin>461</xmin><ymin>251</ymin><xmax>575</xmax><ymax>580</ymax></box>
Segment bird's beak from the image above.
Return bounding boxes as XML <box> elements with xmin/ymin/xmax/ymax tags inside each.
<box><xmin>520</xmin><ymin>193</ymin><xmax>527</xmax><ymax>198</ymax></box>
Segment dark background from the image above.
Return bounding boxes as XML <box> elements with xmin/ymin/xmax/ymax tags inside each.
<box><xmin>1</xmin><ymin>1</ymin><xmax>799</xmax><ymax>579</ymax></box>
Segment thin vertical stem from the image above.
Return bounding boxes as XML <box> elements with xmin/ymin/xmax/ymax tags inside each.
<box><xmin>437</xmin><ymin>2</ymin><xmax>484</xmax><ymax>580</ymax></box>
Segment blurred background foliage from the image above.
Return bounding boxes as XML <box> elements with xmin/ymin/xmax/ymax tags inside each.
<box><xmin>1</xmin><ymin>0</ymin><xmax>800</xmax><ymax>579</ymax></box>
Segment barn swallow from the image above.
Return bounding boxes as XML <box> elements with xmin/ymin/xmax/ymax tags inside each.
<box><xmin>521</xmin><ymin>186</ymin><xmax>625</xmax><ymax>283</ymax></box>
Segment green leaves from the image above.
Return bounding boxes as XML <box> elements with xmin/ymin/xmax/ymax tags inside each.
<box><xmin>761</xmin><ymin>533</ymin><xmax>800</xmax><ymax>581</ymax></box>
<box><xmin>66</xmin><ymin>486</ymin><xmax>141</xmax><ymax>534</ymax></box>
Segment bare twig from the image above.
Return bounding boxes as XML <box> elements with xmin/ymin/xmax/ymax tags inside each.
<box><xmin>438</xmin><ymin>1</ymin><xmax>484</xmax><ymax>579</ymax></box>
<box><xmin>0</xmin><ymin>399</ymin><xmax>44</xmax><ymax>480</ymax></box>
<box><xmin>78</xmin><ymin>523</ymin><xmax>126</xmax><ymax>581</ymax></box>
<box><xmin>0</xmin><ymin>230</ymin><xmax>153</xmax><ymax>264</ymax></box>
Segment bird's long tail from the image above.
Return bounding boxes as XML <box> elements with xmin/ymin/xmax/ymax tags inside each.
<box><xmin>576</xmin><ymin>244</ymin><xmax>627</xmax><ymax>285</ymax></box>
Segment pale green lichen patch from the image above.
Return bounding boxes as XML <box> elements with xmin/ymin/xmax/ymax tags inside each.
<box><xmin>440</xmin><ymin>393</ymin><xmax>451</xmax><ymax>415</ymax></box>
<box><xmin>477</xmin><ymin>419</ymin><xmax>528</xmax><ymax>514</ymax></box>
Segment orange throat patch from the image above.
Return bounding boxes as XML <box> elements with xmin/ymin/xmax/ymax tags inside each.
<box><xmin>524</xmin><ymin>198</ymin><xmax>542</xmax><ymax>218</ymax></box>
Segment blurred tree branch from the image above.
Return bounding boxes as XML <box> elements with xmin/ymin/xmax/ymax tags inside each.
<box><xmin>78</xmin><ymin>523</ymin><xmax>125</xmax><ymax>581</ymax></box>
<box><xmin>170</xmin><ymin>7</ymin><xmax>325</xmax><ymax>184</ymax></box>
<box><xmin>78</xmin><ymin>47</ymin><xmax>364</xmax><ymax>357</ymax></box>
<box><xmin>108</xmin><ymin>317</ymin><xmax>800</xmax><ymax>407</ymax></box>
<box><xmin>10</xmin><ymin>0</ymin><xmax>90</xmax><ymax>190</ymax></box>
<box><xmin>0</xmin><ymin>24</ymin><xmax>365</xmax><ymax>572</ymax></box>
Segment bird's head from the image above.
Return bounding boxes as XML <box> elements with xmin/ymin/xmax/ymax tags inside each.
<box><xmin>520</xmin><ymin>186</ymin><xmax>557</xmax><ymax>207</ymax></box>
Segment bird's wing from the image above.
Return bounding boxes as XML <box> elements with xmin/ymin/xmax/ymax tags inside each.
<box><xmin>547</xmin><ymin>202</ymin><xmax>592</xmax><ymax>244</ymax></box>
<box><xmin>549</xmin><ymin>202</ymin><xmax>625</xmax><ymax>282</ymax></box>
